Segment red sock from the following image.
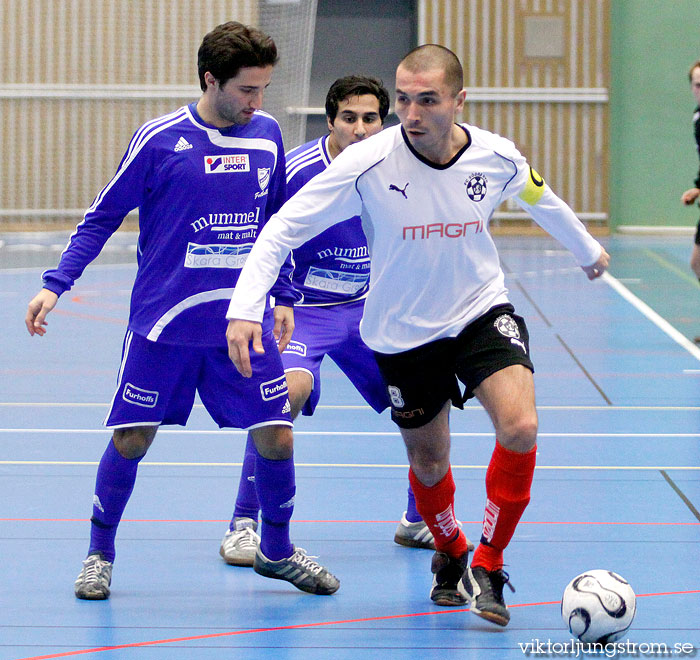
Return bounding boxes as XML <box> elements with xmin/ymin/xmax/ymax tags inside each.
<box><xmin>408</xmin><ymin>466</ymin><xmax>469</xmax><ymax>558</ymax></box>
<box><xmin>472</xmin><ymin>441</ymin><xmax>536</xmax><ymax>571</ymax></box>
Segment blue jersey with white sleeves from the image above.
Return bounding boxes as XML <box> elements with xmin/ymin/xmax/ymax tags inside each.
<box><xmin>42</xmin><ymin>103</ymin><xmax>298</xmax><ymax>346</ymax></box>
<box><xmin>285</xmin><ymin>135</ymin><xmax>371</xmax><ymax>306</ymax></box>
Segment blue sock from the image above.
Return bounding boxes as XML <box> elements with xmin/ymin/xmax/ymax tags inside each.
<box><xmin>405</xmin><ymin>484</ymin><xmax>423</xmax><ymax>523</ymax></box>
<box><xmin>255</xmin><ymin>453</ymin><xmax>295</xmax><ymax>560</ymax></box>
<box><xmin>88</xmin><ymin>439</ymin><xmax>142</xmax><ymax>563</ymax></box>
<box><xmin>231</xmin><ymin>433</ymin><xmax>260</xmax><ymax>529</ymax></box>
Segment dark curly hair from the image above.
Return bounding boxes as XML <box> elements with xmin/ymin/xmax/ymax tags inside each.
<box><xmin>325</xmin><ymin>75</ymin><xmax>391</xmax><ymax>124</ymax></box>
<box><xmin>198</xmin><ymin>22</ymin><xmax>278</xmax><ymax>91</ymax></box>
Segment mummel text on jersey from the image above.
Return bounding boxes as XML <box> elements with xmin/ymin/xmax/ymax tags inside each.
<box><xmin>285</xmin><ymin>134</ymin><xmax>370</xmax><ymax>306</ymax></box>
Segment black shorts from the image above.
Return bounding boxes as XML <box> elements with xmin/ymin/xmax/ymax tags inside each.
<box><xmin>695</xmin><ymin>218</ymin><xmax>700</xmax><ymax>245</ymax></box>
<box><xmin>374</xmin><ymin>304</ymin><xmax>534</xmax><ymax>429</ymax></box>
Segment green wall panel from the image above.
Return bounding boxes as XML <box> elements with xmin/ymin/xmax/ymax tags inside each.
<box><xmin>610</xmin><ymin>0</ymin><xmax>700</xmax><ymax>229</ymax></box>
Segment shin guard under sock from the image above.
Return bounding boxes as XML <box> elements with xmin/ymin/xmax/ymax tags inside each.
<box><xmin>255</xmin><ymin>454</ymin><xmax>295</xmax><ymax>560</ymax></box>
<box><xmin>408</xmin><ymin>466</ymin><xmax>468</xmax><ymax>558</ymax></box>
<box><xmin>231</xmin><ymin>432</ymin><xmax>260</xmax><ymax>527</ymax></box>
<box><xmin>472</xmin><ymin>441</ymin><xmax>536</xmax><ymax>571</ymax></box>
<box><xmin>405</xmin><ymin>485</ymin><xmax>422</xmax><ymax>523</ymax></box>
<box><xmin>88</xmin><ymin>439</ymin><xmax>142</xmax><ymax>562</ymax></box>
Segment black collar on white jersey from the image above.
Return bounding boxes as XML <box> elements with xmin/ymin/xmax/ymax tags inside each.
<box><xmin>400</xmin><ymin>124</ymin><xmax>472</xmax><ymax>170</ymax></box>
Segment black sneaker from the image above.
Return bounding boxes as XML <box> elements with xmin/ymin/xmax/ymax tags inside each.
<box><xmin>253</xmin><ymin>546</ymin><xmax>339</xmax><ymax>595</ymax></box>
<box><xmin>429</xmin><ymin>551</ymin><xmax>469</xmax><ymax>606</ymax></box>
<box><xmin>465</xmin><ymin>565</ymin><xmax>515</xmax><ymax>626</ymax></box>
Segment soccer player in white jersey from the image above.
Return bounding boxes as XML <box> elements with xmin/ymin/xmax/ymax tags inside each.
<box><xmin>219</xmin><ymin>75</ymin><xmax>472</xmax><ymax>566</ymax></box>
<box><xmin>25</xmin><ymin>22</ymin><xmax>338</xmax><ymax>600</ymax></box>
<box><xmin>225</xmin><ymin>45</ymin><xmax>610</xmax><ymax>625</ymax></box>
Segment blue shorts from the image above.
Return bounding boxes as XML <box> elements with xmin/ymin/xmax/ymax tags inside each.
<box><xmin>281</xmin><ymin>300</ymin><xmax>390</xmax><ymax>416</ymax></box>
<box><xmin>104</xmin><ymin>331</ymin><xmax>292</xmax><ymax>430</ymax></box>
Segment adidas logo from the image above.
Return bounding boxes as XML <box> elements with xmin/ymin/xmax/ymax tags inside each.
<box><xmin>281</xmin><ymin>399</ymin><xmax>291</xmax><ymax>414</ymax></box>
<box><xmin>174</xmin><ymin>136</ymin><xmax>193</xmax><ymax>152</ymax></box>
<box><xmin>280</xmin><ymin>496</ymin><xmax>295</xmax><ymax>509</ymax></box>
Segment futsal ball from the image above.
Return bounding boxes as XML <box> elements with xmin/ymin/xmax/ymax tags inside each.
<box><xmin>561</xmin><ymin>570</ymin><xmax>636</xmax><ymax>644</ymax></box>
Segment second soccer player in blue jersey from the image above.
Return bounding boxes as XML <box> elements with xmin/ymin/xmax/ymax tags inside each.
<box><xmin>220</xmin><ymin>75</ymin><xmax>473</xmax><ymax>565</ymax></box>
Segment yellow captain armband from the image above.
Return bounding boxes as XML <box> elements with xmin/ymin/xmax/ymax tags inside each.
<box><xmin>518</xmin><ymin>166</ymin><xmax>545</xmax><ymax>205</ymax></box>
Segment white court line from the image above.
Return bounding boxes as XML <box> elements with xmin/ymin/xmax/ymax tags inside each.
<box><xmin>1</xmin><ymin>402</ymin><xmax>699</xmax><ymax>411</ymax></box>
<box><xmin>0</xmin><ymin>460</ymin><xmax>697</xmax><ymax>471</ymax></box>
<box><xmin>0</xmin><ymin>262</ymin><xmax>135</xmax><ymax>275</ymax></box>
<box><xmin>1</xmin><ymin>428</ymin><xmax>699</xmax><ymax>438</ymax></box>
<box><xmin>603</xmin><ymin>272</ymin><xmax>700</xmax><ymax>362</ymax></box>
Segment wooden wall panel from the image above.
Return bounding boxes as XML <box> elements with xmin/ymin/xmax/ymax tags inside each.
<box><xmin>418</xmin><ymin>0</ymin><xmax>609</xmax><ymax>228</ymax></box>
<box><xmin>0</xmin><ymin>0</ymin><xmax>322</xmax><ymax>229</ymax></box>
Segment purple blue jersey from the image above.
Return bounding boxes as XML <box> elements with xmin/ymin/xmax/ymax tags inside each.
<box><xmin>42</xmin><ymin>103</ymin><xmax>299</xmax><ymax>347</ymax></box>
<box><xmin>285</xmin><ymin>135</ymin><xmax>370</xmax><ymax>306</ymax></box>
<box><xmin>280</xmin><ymin>136</ymin><xmax>389</xmax><ymax>415</ymax></box>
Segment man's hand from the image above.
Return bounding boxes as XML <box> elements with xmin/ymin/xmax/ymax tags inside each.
<box><xmin>25</xmin><ymin>288</ymin><xmax>59</xmax><ymax>336</ymax></box>
<box><xmin>272</xmin><ymin>305</ymin><xmax>294</xmax><ymax>354</ymax></box>
<box><xmin>581</xmin><ymin>247</ymin><xmax>610</xmax><ymax>280</ymax></box>
<box><xmin>227</xmin><ymin>319</ymin><xmax>264</xmax><ymax>378</ymax></box>
<box><xmin>681</xmin><ymin>187</ymin><xmax>700</xmax><ymax>205</ymax></box>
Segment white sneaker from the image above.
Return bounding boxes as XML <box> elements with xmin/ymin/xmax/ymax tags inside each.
<box><xmin>75</xmin><ymin>552</ymin><xmax>112</xmax><ymax>600</ymax></box>
<box><xmin>219</xmin><ymin>517</ymin><xmax>260</xmax><ymax>566</ymax></box>
<box><xmin>393</xmin><ymin>512</ymin><xmax>475</xmax><ymax>551</ymax></box>
<box><xmin>394</xmin><ymin>512</ymin><xmax>436</xmax><ymax>549</ymax></box>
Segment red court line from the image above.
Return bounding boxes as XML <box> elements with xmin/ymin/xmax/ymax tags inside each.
<box><xmin>14</xmin><ymin>590</ymin><xmax>700</xmax><ymax>660</ymax></box>
<box><xmin>1</xmin><ymin>518</ymin><xmax>699</xmax><ymax>526</ymax></box>
<box><xmin>52</xmin><ymin>309</ymin><xmax>127</xmax><ymax>325</ymax></box>
<box><xmin>70</xmin><ymin>297</ymin><xmax>129</xmax><ymax>311</ymax></box>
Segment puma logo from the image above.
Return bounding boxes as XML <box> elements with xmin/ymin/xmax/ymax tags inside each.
<box><xmin>389</xmin><ymin>182</ymin><xmax>409</xmax><ymax>199</ymax></box>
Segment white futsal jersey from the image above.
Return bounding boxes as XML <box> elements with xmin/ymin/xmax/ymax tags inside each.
<box><xmin>228</xmin><ymin>123</ymin><xmax>602</xmax><ymax>353</ymax></box>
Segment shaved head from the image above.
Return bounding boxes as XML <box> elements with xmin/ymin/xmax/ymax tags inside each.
<box><xmin>398</xmin><ymin>44</ymin><xmax>463</xmax><ymax>95</ymax></box>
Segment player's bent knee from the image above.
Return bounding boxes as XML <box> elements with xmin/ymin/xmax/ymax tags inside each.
<box><xmin>112</xmin><ymin>426</ymin><xmax>157</xmax><ymax>459</ymax></box>
<box><xmin>251</xmin><ymin>424</ymin><xmax>294</xmax><ymax>460</ymax></box>
<box><xmin>289</xmin><ymin>391</ymin><xmax>310</xmax><ymax>419</ymax></box>
<box><xmin>285</xmin><ymin>371</ymin><xmax>313</xmax><ymax>418</ymax></box>
<box><xmin>497</xmin><ymin>415</ymin><xmax>538</xmax><ymax>452</ymax></box>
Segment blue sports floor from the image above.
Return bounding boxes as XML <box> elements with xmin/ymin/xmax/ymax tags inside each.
<box><xmin>1</xmin><ymin>232</ymin><xmax>699</xmax><ymax>659</ymax></box>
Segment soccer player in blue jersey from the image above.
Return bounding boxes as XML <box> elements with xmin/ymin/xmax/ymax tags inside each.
<box><xmin>219</xmin><ymin>76</ymin><xmax>473</xmax><ymax>566</ymax></box>
<box><xmin>25</xmin><ymin>21</ymin><xmax>338</xmax><ymax>599</ymax></box>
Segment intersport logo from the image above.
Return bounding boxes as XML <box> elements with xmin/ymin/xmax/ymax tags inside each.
<box><xmin>204</xmin><ymin>154</ymin><xmax>250</xmax><ymax>173</ymax></box>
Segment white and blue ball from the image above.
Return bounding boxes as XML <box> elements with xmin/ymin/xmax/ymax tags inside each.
<box><xmin>561</xmin><ymin>570</ymin><xmax>636</xmax><ymax>644</ymax></box>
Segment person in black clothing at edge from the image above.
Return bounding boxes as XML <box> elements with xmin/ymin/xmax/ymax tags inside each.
<box><xmin>681</xmin><ymin>58</ymin><xmax>700</xmax><ymax>343</ymax></box>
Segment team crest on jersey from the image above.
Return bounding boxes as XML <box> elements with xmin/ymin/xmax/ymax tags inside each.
<box><xmin>204</xmin><ymin>154</ymin><xmax>250</xmax><ymax>173</ymax></box>
<box><xmin>494</xmin><ymin>314</ymin><xmax>520</xmax><ymax>339</ymax></box>
<box><xmin>257</xmin><ymin>167</ymin><xmax>270</xmax><ymax>191</ymax></box>
<box><xmin>465</xmin><ymin>173</ymin><xmax>488</xmax><ymax>201</ymax></box>
<box><xmin>255</xmin><ymin>167</ymin><xmax>270</xmax><ymax>199</ymax></box>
